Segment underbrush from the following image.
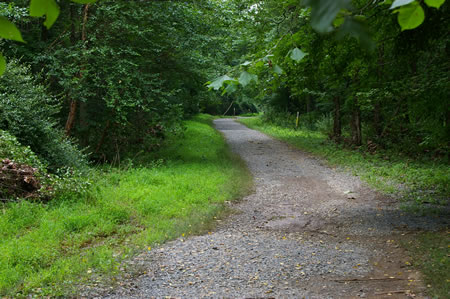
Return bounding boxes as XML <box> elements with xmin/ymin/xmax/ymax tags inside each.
<box><xmin>0</xmin><ymin>114</ymin><xmax>252</xmax><ymax>297</ymax></box>
<box><xmin>239</xmin><ymin>117</ymin><xmax>449</xmax><ymax>207</ymax></box>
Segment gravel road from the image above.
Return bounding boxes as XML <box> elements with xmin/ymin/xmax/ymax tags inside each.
<box><xmin>98</xmin><ymin>118</ymin><xmax>448</xmax><ymax>298</ymax></box>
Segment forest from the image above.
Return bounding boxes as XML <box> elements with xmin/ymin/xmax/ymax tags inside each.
<box><xmin>0</xmin><ymin>0</ymin><xmax>448</xmax><ymax>297</ymax></box>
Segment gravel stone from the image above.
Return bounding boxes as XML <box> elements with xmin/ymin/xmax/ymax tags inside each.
<box><xmin>95</xmin><ymin>118</ymin><xmax>448</xmax><ymax>299</ymax></box>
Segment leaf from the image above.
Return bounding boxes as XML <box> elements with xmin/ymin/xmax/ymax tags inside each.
<box><xmin>30</xmin><ymin>0</ymin><xmax>60</xmax><ymax>29</ymax></box>
<box><xmin>303</xmin><ymin>0</ymin><xmax>351</xmax><ymax>33</ymax></box>
<box><xmin>223</xmin><ymin>82</ymin><xmax>238</xmax><ymax>95</ymax></box>
<box><xmin>424</xmin><ymin>0</ymin><xmax>445</xmax><ymax>8</ymax></box>
<box><xmin>390</xmin><ymin>0</ymin><xmax>416</xmax><ymax>9</ymax></box>
<box><xmin>290</xmin><ymin>48</ymin><xmax>307</xmax><ymax>62</ymax></box>
<box><xmin>395</xmin><ymin>2</ymin><xmax>425</xmax><ymax>31</ymax></box>
<box><xmin>240</xmin><ymin>61</ymin><xmax>252</xmax><ymax>66</ymax></box>
<box><xmin>273</xmin><ymin>65</ymin><xmax>284</xmax><ymax>75</ymax></box>
<box><xmin>207</xmin><ymin>75</ymin><xmax>234</xmax><ymax>90</ymax></box>
<box><xmin>0</xmin><ymin>53</ymin><xmax>6</xmax><ymax>76</ymax></box>
<box><xmin>337</xmin><ymin>17</ymin><xmax>375</xmax><ymax>51</ymax></box>
<box><xmin>0</xmin><ymin>17</ymin><xmax>25</xmax><ymax>42</ymax></box>
<box><xmin>239</xmin><ymin>71</ymin><xmax>257</xmax><ymax>87</ymax></box>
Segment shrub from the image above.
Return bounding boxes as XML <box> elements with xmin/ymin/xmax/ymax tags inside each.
<box><xmin>0</xmin><ymin>59</ymin><xmax>87</xmax><ymax>171</ymax></box>
<box><xmin>0</xmin><ymin>130</ymin><xmax>91</xmax><ymax>201</ymax></box>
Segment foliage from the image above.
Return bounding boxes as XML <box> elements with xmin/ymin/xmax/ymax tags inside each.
<box><xmin>212</xmin><ymin>0</ymin><xmax>449</xmax><ymax>158</ymax></box>
<box><xmin>2</xmin><ymin>0</ymin><xmax>240</xmax><ymax>160</ymax></box>
<box><xmin>0</xmin><ymin>59</ymin><xmax>87</xmax><ymax>170</ymax></box>
<box><xmin>0</xmin><ymin>115</ymin><xmax>252</xmax><ymax>296</ymax></box>
<box><xmin>0</xmin><ymin>130</ymin><xmax>45</xmax><ymax>170</ymax></box>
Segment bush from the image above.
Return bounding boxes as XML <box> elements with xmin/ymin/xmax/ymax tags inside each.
<box><xmin>0</xmin><ymin>130</ymin><xmax>91</xmax><ymax>201</ymax></box>
<box><xmin>0</xmin><ymin>59</ymin><xmax>87</xmax><ymax>171</ymax></box>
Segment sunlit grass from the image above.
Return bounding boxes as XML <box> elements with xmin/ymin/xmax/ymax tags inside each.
<box><xmin>0</xmin><ymin>114</ymin><xmax>252</xmax><ymax>297</ymax></box>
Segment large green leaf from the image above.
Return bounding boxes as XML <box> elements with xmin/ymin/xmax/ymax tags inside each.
<box><xmin>395</xmin><ymin>2</ymin><xmax>425</xmax><ymax>31</ymax></box>
<box><xmin>303</xmin><ymin>0</ymin><xmax>351</xmax><ymax>33</ymax></box>
<box><xmin>30</xmin><ymin>0</ymin><xmax>60</xmax><ymax>29</ymax></box>
<box><xmin>0</xmin><ymin>53</ymin><xmax>5</xmax><ymax>76</ymax></box>
<box><xmin>290</xmin><ymin>48</ymin><xmax>307</xmax><ymax>62</ymax></box>
<box><xmin>424</xmin><ymin>0</ymin><xmax>445</xmax><ymax>8</ymax></box>
<box><xmin>273</xmin><ymin>65</ymin><xmax>284</xmax><ymax>75</ymax></box>
<box><xmin>238</xmin><ymin>71</ymin><xmax>257</xmax><ymax>87</ymax></box>
<box><xmin>0</xmin><ymin>17</ymin><xmax>25</xmax><ymax>42</ymax></box>
<box><xmin>390</xmin><ymin>0</ymin><xmax>415</xmax><ymax>9</ymax></box>
<box><xmin>223</xmin><ymin>82</ymin><xmax>238</xmax><ymax>95</ymax></box>
<box><xmin>207</xmin><ymin>75</ymin><xmax>235</xmax><ymax>90</ymax></box>
<box><xmin>337</xmin><ymin>17</ymin><xmax>374</xmax><ymax>51</ymax></box>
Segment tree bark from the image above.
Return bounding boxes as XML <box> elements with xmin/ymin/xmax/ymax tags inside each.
<box><xmin>350</xmin><ymin>97</ymin><xmax>362</xmax><ymax>146</ymax></box>
<box><xmin>65</xmin><ymin>4</ymin><xmax>90</xmax><ymax>136</ymax></box>
<box><xmin>333</xmin><ymin>96</ymin><xmax>341</xmax><ymax>142</ymax></box>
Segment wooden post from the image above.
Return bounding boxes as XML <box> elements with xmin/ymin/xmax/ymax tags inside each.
<box><xmin>296</xmin><ymin>111</ymin><xmax>299</xmax><ymax>129</ymax></box>
<box><xmin>233</xmin><ymin>107</ymin><xmax>236</xmax><ymax>117</ymax></box>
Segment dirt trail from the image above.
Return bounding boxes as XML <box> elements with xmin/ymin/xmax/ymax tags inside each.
<box><xmin>101</xmin><ymin>118</ymin><xmax>447</xmax><ymax>298</ymax></box>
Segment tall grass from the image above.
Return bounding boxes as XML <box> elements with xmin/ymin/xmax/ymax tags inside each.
<box><xmin>0</xmin><ymin>114</ymin><xmax>252</xmax><ymax>297</ymax></box>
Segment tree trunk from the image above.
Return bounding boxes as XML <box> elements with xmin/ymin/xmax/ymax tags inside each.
<box><xmin>333</xmin><ymin>96</ymin><xmax>341</xmax><ymax>142</ymax></box>
<box><xmin>64</xmin><ymin>4</ymin><xmax>90</xmax><ymax>136</ymax></box>
<box><xmin>374</xmin><ymin>43</ymin><xmax>384</xmax><ymax>138</ymax></box>
<box><xmin>350</xmin><ymin>97</ymin><xmax>362</xmax><ymax>146</ymax></box>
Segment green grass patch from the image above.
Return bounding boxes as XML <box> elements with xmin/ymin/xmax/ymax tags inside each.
<box><xmin>239</xmin><ymin>117</ymin><xmax>449</xmax><ymax>207</ymax></box>
<box><xmin>0</xmin><ymin>114</ymin><xmax>252</xmax><ymax>297</ymax></box>
<box><xmin>407</xmin><ymin>231</ymin><xmax>449</xmax><ymax>298</ymax></box>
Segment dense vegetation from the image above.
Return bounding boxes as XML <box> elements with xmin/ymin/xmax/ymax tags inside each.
<box><xmin>210</xmin><ymin>0</ymin><xmax>449</xmax><ymax>159</ymax></box>
<box><xmin>0</xmin><ymin>0</ymin><xmax>448</xmax><ymax>296</ymax></box>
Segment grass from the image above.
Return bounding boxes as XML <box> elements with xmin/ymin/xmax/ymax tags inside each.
<box><xmin>0</xmin><ymin>114</ymin><xmax>252</xmax><ymax>297</ymax></box>
<box><xmin>239</xmin><ymin>116</ymin><xmax>449</xmax><ymax>298</ymax></box>
<box><xmin>406</xmin><ymin>231</ymin><xmax>449</xmax><ymax>298</ymax></box>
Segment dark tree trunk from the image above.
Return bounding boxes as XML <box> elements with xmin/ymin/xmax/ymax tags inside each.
<box><xmin>350</xmin><ymin>97</ymin><xmax>362</xmax><ymax>146</ymax></box>
<box><xmin>65</xmin><ymin>4</ymin><xmax>90</xmax><ymax>136</ymax></box>
<box><xmin>374</xmin><ymin>43</ymin><xmax>384</xmax><ymax>138</ymax></box>
<box><xmin>333</xmin><ymin>96</ymin><xmax>341</xmax><ymax>142</ymax></box>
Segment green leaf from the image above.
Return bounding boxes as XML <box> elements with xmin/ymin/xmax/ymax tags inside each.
<box><xmin>0</xmin><ymin>53</ymin><xmax>5</xmax><ymax>76</ymax></box>
<box><xmin>273</xmin><ymin>65</ymin><xmax>284</xmax><ymax>75</ymax></box>
<box><xmin>70</xmin><ymin>0</ymin><xmax>97</xmax><ymax>3</ymax></box>
<box><xmin>239</xmin><ymin>71</ymin><xmax>257</xmax><ymax>87</ymax></box>
<box><xmin>290</xmin><ymin>48</ymin><xmax>307</xmax><ymax>62</ymax></box>
<box><xmin>337</xmin><ymin>17</ymin><xmax>375</xmax><ymax>51</ymax></box>
<box><xmin>254</xmin><ymin>61</ymin><xmax>265</xmax><ymax>68</ymax></box>
<box><xmin>303</xmin><ymin>0</ymin><xmax>351</xmax><ymax>33</ymax></box>
<box><xmin>30</xmin><ymin>0</ymin><xmax>60</xmax><ymax>29</ymax></box>
<box><xmin>0</xmin><ymin>17</ymin><xmax>25</xmax><ymax>42</ymax></box>
<box><xmin>240</xmin><ymin>61</ymin><xmax>252</xmax><ymax>66</ymax></box>
<box><xmin>207</xmin><ymin>75</ymin><xmax>234</xmax><ymax>90</ymax></box>
<box><xmin>395</xmin><ymin>2</ymin><xmax>425</xmax><ymax>31</ymax></box>
<box><xmin>390</xmin><ymin>0</ymin><xmax>416</xmax><ymax>9</ymax></box>
<box><xmin>424</xmin><ymin>0</ymin><xmax>445</xmax><ymax>8</ymax></box>
<box><xmin>223</xmin><ymin>82</ymin><xmax>238</xmax><ymax>95</ymax></box>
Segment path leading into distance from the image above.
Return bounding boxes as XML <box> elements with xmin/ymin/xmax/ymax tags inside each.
<box><xmin>102</xmin><ymin>118</ymin><xmax>447</xmax><ymax>298</ymax></box>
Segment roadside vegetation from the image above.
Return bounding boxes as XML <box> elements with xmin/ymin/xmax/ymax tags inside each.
<box><xmin>239</xmin><ymin>117</ymin><xmax>449</xmax><ymax>208</ymax></box>
<box><xmin>0</xmin><ymin>114</ymin><xmax>251</xmax><ymax>297</ymax></box>
<box><xmin>239</xmin><ymin>116</ymin><xmax>449</xmax><ymax>298</ymax></box>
